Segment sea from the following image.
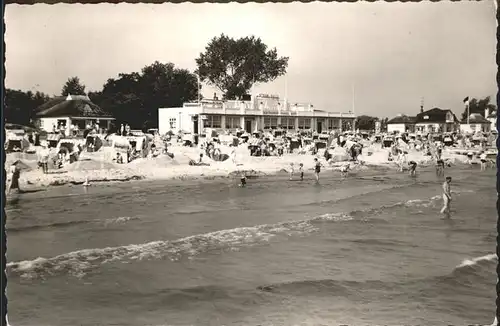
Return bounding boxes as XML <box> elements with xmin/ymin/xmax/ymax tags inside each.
<box><xmin>5</xmin><ymin>164</ymin><xmax>497</xmax><ymax>326</ymax></box>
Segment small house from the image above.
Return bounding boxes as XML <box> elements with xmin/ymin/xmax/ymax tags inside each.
<box><xmin>460</xmin><ymin>113</ymin><xmax>491</xmax><ymax>134</ymax></box>
<box><xmin>34</xmin><ymin>94</ymin><xmax>115</xmax><ymax>136</ymax></box>
<box><xmin>387</xmin><ymin>114</ymin><xmax>416</xmax><ymax>134</ymax></box>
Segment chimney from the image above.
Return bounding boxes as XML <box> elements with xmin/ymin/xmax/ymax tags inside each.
<box><xmin>420</xmin><ymin>105</ymin><xmax>423</xmax><ymax>114</ymax></box>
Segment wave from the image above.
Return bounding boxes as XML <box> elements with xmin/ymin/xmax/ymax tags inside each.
<box><xmin>6</xmin><ymin>195</ymin><xmax>441</xmax><ymax>280</ymax></box>
<box><xmin>257</xmin><ymin>253</ymin><xmax>498</xmax><ymax>298</ymax></box>
<box><xmin>455</xmin><ymin>253</ymin><xmax>497</xmax><ymax>270</ymax></box>
<box><xmin>7</xmin><ymin>216</ymin><xmax>141</xmax><ymax>233</ymax></box>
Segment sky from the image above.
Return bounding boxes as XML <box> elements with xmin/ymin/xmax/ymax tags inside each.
<box><xmin>5</xmin><ymin>1</ymin><xmax>497</xmax><ymax>118</ymax></box>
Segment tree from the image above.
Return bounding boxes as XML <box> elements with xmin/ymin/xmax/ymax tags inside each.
<box><xmin>4</xmin><ymin>89</ymin><xmax>50</xmax><ymax>125</ymax></box>
<box><xmin>195</xmin><ymin>34</ymin><xmax>289</xmax><ymax>100</ymax></box>
<box><xmin>461</xmin><ymin>96</ymin><xmax>496</xmax><ymax>121</ymax></box>
<box><xmin>380</xmin><ymin>117</ymin><xmax>389</xmax><ymax>132</ymax></box>
<box><xmin>96</xmin><ymin>61</ymin><xmax>199</xmax><ymax>129</ymax></box>
<box><xmin>355</xmin><ymin>115</ymin><xmax>378</xmax><ymax>131</ymax></box>
<box><xmin>61</xmin><ymin>76</ymin><xmax>86</xmax><ymax>96</ymax></box>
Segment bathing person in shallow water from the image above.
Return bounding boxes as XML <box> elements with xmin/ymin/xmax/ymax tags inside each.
<box><xmin>440</xmin><ymin>176</ymin><xmax>452</xmax><ymax>216</ymax></box>
<box><xmin>408</xmin><ymin>160</ymin><xmax>417</xmax><ymax>177</ymax></box>
<box><xmin>289</xmin><ymin>163</ymin><xmax>294</xmax><ymax>180</ymax></box>
<box><xmin>299</xmin><ymin>163</ymin><xmax>304</xmax><ymax>181</ymax></box>
<box><xmin>314</xmin><ymin>158</ymin><xmax>322</xmax><ymax>183</ymax></box>
<box><xmin>240</xmin><ymin>174</ymin><xmax>247</xmax><ymax>187</ymax></box>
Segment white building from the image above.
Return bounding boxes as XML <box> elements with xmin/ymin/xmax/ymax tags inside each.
<box><xmin>486</xmin><ymin>108</ymin><xmax>497</xmax><ymax>131</ymax></box>
<box><xmin>459</xmin><ymin>113</ymin><xmax>491</xmax><ymax>134</ymax></box>
<box><xmin>158</xmin><ymin>94</ymin><xmax>356</xmax><ymax>136</ymax></box>
<box><xmin>386</xmin><ymin>114</ymin><xmax>416</xmax><ymax>134</ymax></box>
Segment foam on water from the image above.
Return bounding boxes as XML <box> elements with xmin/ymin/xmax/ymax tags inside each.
<box><xmin>456</xmin><ymin>254</ymin><xmax>498</xmax><ymax>269</ymax></box>
<box><xmin>6</xmin><ymin>194</ymin><xmax>448</xmax><ymax>279</ymax></box>
<box><xmin>7</xmin><ymin>216</ymin><xmax>141</xmax><ymax>233</ymax></box>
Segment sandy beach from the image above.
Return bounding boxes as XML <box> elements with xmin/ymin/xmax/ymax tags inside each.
<box><xmin>6</xmin><ymin>141</ymin><xmax>473</xmax><ymax>190</ymax></box>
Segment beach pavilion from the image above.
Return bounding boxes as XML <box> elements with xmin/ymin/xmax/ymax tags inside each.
<box><xmin>34</xmin><ymin>94</ymin><xmax>115</xmax><ymax>136</ymax></box>
<box><xmin>158</xmin><ymin>93</ymin><xmax>356</xmax><ymax>136</ymax></box>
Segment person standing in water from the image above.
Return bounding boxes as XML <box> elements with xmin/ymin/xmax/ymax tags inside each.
<box><xmin>314</xmin><ymin>158</ymin><xmax>322</xmax><ymax>183</ymax></box>
<box><xmin>299</xmin><ymin>163</ymin><xmax>304</xmax><ymax>181</ymax></box>
<box><xmin>440</xmin><ymin>176</ymin><xmax>452</xmax><ymax>217</ymax></box>
<box><xmin>408</xmin><ymin>160</ymin><xmax>417</xmax><ymax>177</ymax></box>
<box><xmin>289</xmin><ymin>163</ymin><xmax>295</xmax><ymax>180</ymax></box>
<box><xmin>240</xmin><ymin>173</ymin><xmax>247</xmax><ymax>187</ymax></box>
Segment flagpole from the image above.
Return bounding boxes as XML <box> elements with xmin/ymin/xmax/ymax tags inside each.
<box><xmin>467</xmin><ymin>97</ymin><xmax>470</xmax><ymax>125</ymax></box>
<box><xmin>352</xmin><ymin>83</ymin><xmax>357</xmax><ymax>132</ymax></box>
<box><xmin>284</xmin><ymin>75</ymin><xmax>288</xmax><ymax>109</ymax></box>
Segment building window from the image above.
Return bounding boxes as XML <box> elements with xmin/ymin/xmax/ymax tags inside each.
<box><xmin>328</xmin><ymin>119</ymin><xmax>339</xmax><ymax>130</ymax></box>
<box><xmin>169</xmin><ymin>118</ymin><xmax>177</xmax><ymax>129</ymax></box>
<box><xmin>281</xmin><ymin>117</ymin><xmax>295</xmax><ymax>129</ymax></box>
<box><xmin>203</xmin><ymin>115</ymin><xmax>222</xmax><ymax>128</ymax></box>
<box><xmin>298</xmin><ymin>118</ymin><xmax>311</xmax><ymax>130</ymax></box>
<box><xmin>264</xmin><ymin>117</ymin><xmax>278</xmax><ymax>129</ymax></box>
<box><xmin>225</xmin><ymin>116</ymin><xmax>240</xmax><ymax>129</ymax></box>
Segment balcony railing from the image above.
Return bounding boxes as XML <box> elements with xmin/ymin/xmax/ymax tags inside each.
<box><xmin>184</xmin><ymin>100</ymin><xmax>355</xmax><ymax>118</ymax></box>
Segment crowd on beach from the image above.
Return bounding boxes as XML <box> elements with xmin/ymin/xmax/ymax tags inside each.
<box><xmin>5</xmin><ymin>123</ymin><xmax>497</xmax><ymax>209</ymax></box>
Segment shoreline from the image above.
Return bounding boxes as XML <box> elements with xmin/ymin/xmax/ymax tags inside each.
<box><xmin>7</xmin><ymin>145</ymin><xmax>472</xmax><ymax>191</ymax></box>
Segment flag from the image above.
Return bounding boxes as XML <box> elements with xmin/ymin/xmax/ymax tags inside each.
<box><xmin>463</xmin><ymin>96</ymin><xmax>469</xmax><ymax>106</ymax></box>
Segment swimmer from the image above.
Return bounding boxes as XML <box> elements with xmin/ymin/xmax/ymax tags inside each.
<box><xmin>440</xmin><ymin>176</ymin><xmax>452</xmax><ymax>217</ymax></box>
<box><xmin>299</xmin><ymin>163</ymin><xmax>304</xmax><ymax>181</ymax></box>
<box><xmin>314</xmin><ymin>158</ymin><xmax>322</xmax><ymax>183</ymax></box>
<box><xmin>408</xmin><ymin>160</ymin><xmax>417</xmax><ymax>177</ymax></box>
<box><xmin>289</xmin><ymin>163</ymin><xmax>294</xmax><ymax>180</ymax></box>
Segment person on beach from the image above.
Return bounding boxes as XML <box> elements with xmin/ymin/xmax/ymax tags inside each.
<box><xmin>289</xmin><ymin>163</ymin><xmax>295</xmax><ymax>180</ymax></box>
<box><xmin>436</xmin><ymin>144</ymin><xmax>443</xmax><ymax>160</ymax></box>
<box><xmin>299</xmin><ymin>163</ymin><xmax>304</xmax><ymax>181</ymax></box>
<box><xmin>7</xmin><ymin>163</ymin><xmax>21</xmax><ymax>194</ymax></box>
<box><xmin>440</xmin><ymin>176</ymin><xmax>452</xmax><ymax>217</ymax></box>
<box><xmin>408</xmin><ymin>160</ymin><xmax>417</xmax><ymax>177</ymax></box>
<box><xmin>38</xmin><ymin>143</ymin><xmax>50</xmax><ymax>174</ymax></box>
<box><xmin>314</xmin><ymin>158</ymin><xmax>322</xmax><ymax>183</ymax></box>
<box><xmin>436</xmin><ymin>159</ymin><xmax>445</xmax><ymax>176</ymax></box>
<box><xmin>480</xmin><ymin>152</ymin><xmax>487</xmax><ymax>171</ymax></box>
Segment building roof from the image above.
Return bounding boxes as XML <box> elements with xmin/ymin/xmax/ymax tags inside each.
<box><xmin>35</xmin><ymin>94</ymin><xmax>112</xmax><ymax>118</ymax></box>
<box><xmin>460</xmin><ymin>113</ymin><xmax>491</xmax><ymax>124</ymax></box>
<box><xmin>415</xmin><ymin>108</ymin><xmax>458</xmax><ymax>124</ymax></box>
<box><xmin>487</xmin><ymin>110</ymin><xmax>497</xmax><ymax>119</ymax></box>
<box><xmin>387</xmin><ymin>115</ymin><xmax>416</xmax><ymax>124</ymax></box>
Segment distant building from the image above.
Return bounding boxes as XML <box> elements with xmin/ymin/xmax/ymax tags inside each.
<box><xmin>34</xmin><ymin>94</ymin><xmax>115</xmax><ymax>135</ymax></box>
<box><xmin>157</xmin><ymin>94</ymin><xmax>356</xmax><ymax>136</ymax></box>
<box><xmin>460</xmin><ymin>113</ymin><xmax>491</xmax><ymax>134</ymax></box>
<box><xmin>386</xmin><ymin>114</ymin><xmax>416</xmax><ymax>134</ymax></box>
<box><xmin>485</xmin><ymin>108</ymin><xmax>497</xmax><ymax>131</ymax></box>
<box><xmin>415</xmin><ymin>108</ymin><xmax>459</xmax><ymax>133</ymax></box>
